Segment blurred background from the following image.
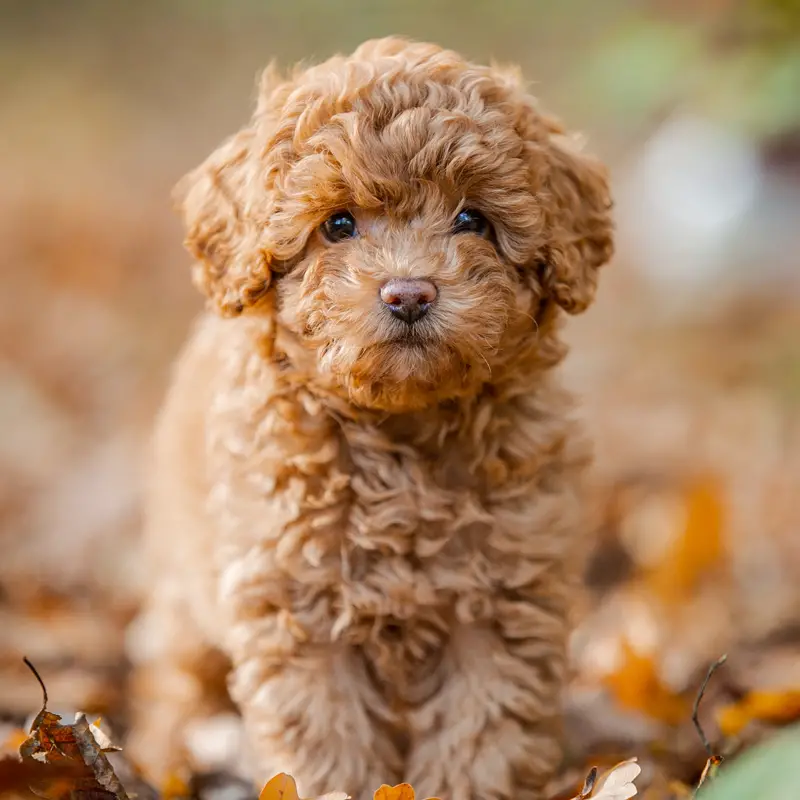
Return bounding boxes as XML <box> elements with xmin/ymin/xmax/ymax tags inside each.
<box><xmin>1</xmin><ymin>0</ymin><xmax>799</xmax><ymax>794</ymax></box>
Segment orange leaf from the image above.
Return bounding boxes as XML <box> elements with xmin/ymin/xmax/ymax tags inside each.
<box><xmin>260</xmin><ymin>774</ymin><xmax>302</xmax><ymax>800</ymax></box>
<box><xmin>373</xmin><ymin>784</ymin><xmax>416</xmax><ymax>800</ymax></box>
<box><xmin>162</xmin><ymin>771</ymin><xmax>192</xmax><ymax>800</ymax></box>
<box><xmin>604</xmin><ymin>640</ymin><xmax>689</xmax><ymax>724</ymax></box>
<box><xmin>717</xmin><ymin>690</ymin><xmax>800</xmax><ymax>737</ymax></box>
<box><xmin>645</xmin><ymin>477</ymin><xmax>725</xmax><ymax>605</ymax></box>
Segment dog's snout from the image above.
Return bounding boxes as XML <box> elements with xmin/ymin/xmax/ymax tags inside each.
<box><xmin>379</xmin><ymin>278</ymin><xmax>437</xmax><ymax>325</ymax></box>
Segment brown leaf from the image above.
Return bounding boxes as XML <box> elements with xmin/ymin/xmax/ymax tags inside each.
<box><xmin>70</xmin><ymin>715</ymin><xmax>127</xmax><ymax>799</ymax></box>
<box><xmin>0</xmin><ymin>757</ymin><xmax>82</xmax><ymax>800</ymax></box>
<box><xmin>17</xmin><ymin>660</ymin><xmax>127</xmax><ymax>800</ymax></box>
<box><xmin>85</xmin><ymin>721</ymin><xmax>120</xmax><ymax>754</ymax></box>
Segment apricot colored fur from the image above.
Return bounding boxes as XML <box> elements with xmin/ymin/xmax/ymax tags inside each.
<box><xmin>127</xmin><ymin>37</ymin><xmax>614</xmax><ymax>800</ymax></box>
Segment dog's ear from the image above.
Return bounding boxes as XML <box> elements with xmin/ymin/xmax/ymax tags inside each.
<box><xmin>487</xmin><ymin>66</ymin><xmax>613</xmax><ymax>313</ymax></box>
<box><xmin>174</xmin><ymin>126</ymin><xmax>272</xmax><ymax>317</ymax></box>
<box><xmin>537</xmin><ymin>118</ymin><xmax>614</xmax><ymax>314</ymax></box>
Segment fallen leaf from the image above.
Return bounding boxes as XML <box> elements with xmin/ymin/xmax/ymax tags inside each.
<box><xmin>87</xmin><ymin>720</ymin><xmax>121</xmax><ymax>754</ymax></box>
<box><xmin>603</xmin><ymin>641</ymin><xmax>689</xmax><ymax>724</ymax></box>
<box><xmin>717</xmin><ymin>690</ymin><xmax>800</xmax><ymax>737</ymax></box>
<box><xmin>0</xmin><ymin>757</ymin><xmax>82</xmax><ymax>800</ymax></box>
<box><xmin>373</xmin><ymin>786</ymin><xmax>416</xmax><ymax>800</ymax></box>
<box><xmin>571</xmin><ymin>758</ymin><xmax>641</xmax><ymax>799</ymax></box>
<box><xmin>260</xmin><ymin>774</ymin><xmax>301</xmax><ymax>800</ymax></box>
<box><xmin>644</xmin><ymin>477</ymin><xmax>725</xmax><ymax>606</ymax></box>
<box><xmin>258</xmin><ymin>775</ymin><xmax>353</xmax><ymax>800</ymax></box>
<box><xmin>71</xmin><ymin>714</ymin><xmax>128</xmax><ymax>797</ymax></box>
<box><xmin>161</xmin><ymin>771</ymin><xmax>191</xmax><ymax>800</ymax></box>
<box><xmin>17</xmin><ymin>659</ymin><xmax>128</xmax><ymax>800</ymax></box>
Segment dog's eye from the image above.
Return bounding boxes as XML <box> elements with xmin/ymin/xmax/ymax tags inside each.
<box><xmin>453</xmin><ymin>209</ymin><xmax>490</xmax><ymax>237</ymax></box>
<box><xmin>322</xmin><ymin>211</ymin><xmax>358</xmax><ymax>243</ymax></box>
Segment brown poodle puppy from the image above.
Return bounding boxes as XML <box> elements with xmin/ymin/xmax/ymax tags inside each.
<box><xmin>128</xmin><ymin>37</ymin><xmax>613</xmax><ymax>800</ymax></box>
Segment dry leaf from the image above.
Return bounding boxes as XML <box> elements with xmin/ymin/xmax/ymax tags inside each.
<box><xmin>717</xmin><ymin>690</ymin><xmax>800</xmax><ymax>737</ymax></box>
<box><xmin>258</xmin><ymin>774</ymin><xmax>353</xmax><ymax>800</ymax></box>
<box><xmin>572</xmin><ymin>758</ymin><xmax>641</xmax><ymax>799</ymax></box>
<box><xmin>0</xmin><ymin>757</ymin><xmax>83</xmax><ymax>800</ymax></box>
<box><xmin>603</xmin><ymin>641</ymin><xmax>689</xmax><ymax>724</ymax></box>
<box><xmin>71</xmin><ymin>714</ymin><xmax>128</xmax><ymax>797</ymax></box>
<box><xmin>19</xmin><ymin>712</ymin><xmax>128</xmax><ymax>800</ymax></box>
<box><xmin>644</xmin><ymin>478</ymin><xmax>724</xmax><ymax>606</ymax></box>
<box><xmin>17</xmin><ymin>660</ymin><xmax>128</xmax><ymax>800</ymax></box>
<box><xmin>260</xmin><ymin>774</ymin><xmax>301</xmax><ymax>800</ymax></box>
<box><xmin>161</xmin><ymin>771</ymin><xmax>191</xmax><ymax>800</ymax></box>
<box><xmin>86</xmin><ymin>719</ymin><xmax>120</xmax><ymax>754</ymax></box>
<box><xmin>373</xmin><ymin>786</ymin><xmax>416</xmax><ymax>800</ymax></box>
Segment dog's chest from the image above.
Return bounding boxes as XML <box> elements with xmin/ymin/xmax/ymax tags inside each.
<box><xmin>332</xmin><ymin>433</ymin><xmax>496</xmax><ymax>617</ymax></box>
<box><xmin>210</xmin><ymin>370</ymin><xmax>542</xmax><ymax>688</ymax></box>
<box><xmin>322</xmin><ymin>435</ymin><xmax>494</xmax><ymax>699</ymax></box>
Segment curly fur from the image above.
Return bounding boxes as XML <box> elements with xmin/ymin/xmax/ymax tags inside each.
<box><xmin>127</xmin><ymin>37</ymin><xmax>614</xmax><ymax>800</ymax></box>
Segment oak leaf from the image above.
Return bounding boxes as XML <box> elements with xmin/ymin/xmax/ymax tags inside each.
<box><xmin>17</xmin><ymin>659</ymin><xmax>127</xmax><ymax>800</ymax></box>
<box><xmin>19</xmin><ymin>712</ymin><xmax>128</xmax><ymax>800</ymax></box>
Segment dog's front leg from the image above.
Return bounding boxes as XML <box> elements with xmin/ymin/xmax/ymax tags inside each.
<box><xmin>406</xmin><ymin>583</ymin><xmax>570</xmax><ymax>800</ymax></box>
<box><xmin>226</xmin><ymin>624</ymin><xmax>403</xmax><ymax>800</ymax></box>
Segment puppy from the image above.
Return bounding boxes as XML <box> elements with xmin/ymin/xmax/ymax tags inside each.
<box><xmin>128</xmin><ymin>37</ymin><xmax>613</xmax><ymax>800</ymax></box>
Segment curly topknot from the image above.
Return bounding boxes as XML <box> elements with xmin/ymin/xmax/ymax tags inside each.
<box><xmin>178</xmin><ymin>37</ymin><xmax>612</xmax><ymax>318</ymax></box>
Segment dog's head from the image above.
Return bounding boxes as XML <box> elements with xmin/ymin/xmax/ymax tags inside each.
<box><xmin>177</xmin><ymin>38</ymin><xmax>613</xmax><ymax>412</ymax></box>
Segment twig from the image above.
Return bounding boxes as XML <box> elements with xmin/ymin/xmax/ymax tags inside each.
<box><xmin>693</xmin><ymin>654</ymin><xmax>727</xmax><ymax>757</ymax></box>
<box><xmin>23</xmin><ymin>656</ymin><xmax>48</xmax><ymax>708</ymax></box>
<box><xmin>692</xmin><ymin>654</ymin><xmax>728</xmax><ymax>798</ymax></box>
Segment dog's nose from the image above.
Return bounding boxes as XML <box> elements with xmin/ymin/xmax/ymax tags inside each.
<box><xmin>379</xmin><ymin>278</ymin><xmax>437</xmax><ymax>325</ymax></box>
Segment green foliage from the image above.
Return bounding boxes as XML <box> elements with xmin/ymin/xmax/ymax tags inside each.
<box><xmin>699</xmin><ymin>723</ymin><xmax>800</xmax><ymax>799</ymax></box>
<box><xmin>575</xmin><ymin>20</ymin><xmax>701</xmax><ymax>120</ymax></box>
